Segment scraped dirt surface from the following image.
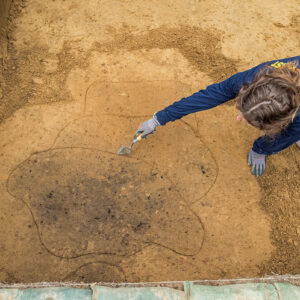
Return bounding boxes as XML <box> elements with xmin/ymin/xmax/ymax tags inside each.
<box><xmin>0</xmin><ymin>0</ymin><xmax>299</xmax><ymax>283</ymax></box>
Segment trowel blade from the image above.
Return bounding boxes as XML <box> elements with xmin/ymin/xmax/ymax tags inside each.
<box><xmin>117</xmin><ymin>146</ymin><xmax>131</xmax><ymax>155</ymax></box>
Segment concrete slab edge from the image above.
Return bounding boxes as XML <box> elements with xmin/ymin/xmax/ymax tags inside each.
<box><xmin>0</xmin><ymin>277</ymin><xmax>300</xmax><ymax>299</ymax></box>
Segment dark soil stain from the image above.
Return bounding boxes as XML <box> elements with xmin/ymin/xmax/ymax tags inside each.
<box><xmin>63</xmin><ymin>261</ymin><xmax>126</xmax><ymax>282</ymax></box>
<box><xmin>7</xmin><ymin>148</ymin><xmax>204</xmax><ymax>258</ymax></box>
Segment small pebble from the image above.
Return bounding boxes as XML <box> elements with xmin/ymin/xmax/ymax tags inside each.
<box><xmin>32</xmin><ymin>77</ymin><xmax>44</xmax><ymax>84</ymax></box>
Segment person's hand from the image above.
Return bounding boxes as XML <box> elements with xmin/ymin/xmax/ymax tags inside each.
<box><xmin>137</xmin><ymin>115</ymin><xmax>160</xmax><ymax>138</ymax></box>
<box><xmin>247</xmin><ymin>149</ymin><xmax>266</xmax><ymax>176</ymax></box>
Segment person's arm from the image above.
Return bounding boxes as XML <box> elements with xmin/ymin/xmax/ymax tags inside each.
<box><xmin>155</xmin><ymin>55</ymin><xmax>300</xmax><ymax>125</ymax></box>
<box><xmin>252</xmin><ymin>114</ymin><xmax>300</xmax><ymax>155</ymax></box>
<box><xmin>155</xmin><ymin>71</ymin><xmax>252</xmax><ymax>125</ymax></box>
<box><xmin>138</xmin><ymin>56</ymin><xmax>300</xmax><ymax>136</ymax></box>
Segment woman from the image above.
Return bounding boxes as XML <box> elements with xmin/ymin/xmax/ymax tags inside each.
<box><xmin>137</xmin><ymin>56</ymin><xmax>300</xmax><ymax>176</ymax></box>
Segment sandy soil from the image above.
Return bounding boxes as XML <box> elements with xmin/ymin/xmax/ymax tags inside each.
<box><xmin>0</xmin><ymin>0</ymin><xmax>299</xmax><ymax>283</ymax></box>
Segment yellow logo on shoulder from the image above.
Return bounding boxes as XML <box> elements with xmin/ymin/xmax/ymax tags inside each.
<box><xmin>271</xmin><ymin>61</ymin><xmax>297</xmax><ymax>70</ymax></box>
<box><xmin>271</xmin><ymin>61</ymin><xmax>286</xmax><ymax>68</ymax></box>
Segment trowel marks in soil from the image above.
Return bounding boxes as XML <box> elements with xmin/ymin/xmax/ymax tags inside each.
<box><xmin>7</xmin><ymin>148</ymin><xmax>204</xmax><ymax>259</ymax></box>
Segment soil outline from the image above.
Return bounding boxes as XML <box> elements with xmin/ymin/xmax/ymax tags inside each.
<box><xmin>4</xmin><ymin>80</ymin><xmax>223</xmax><ymax>280</ymax></box>
<box><xmin>6</xmin><ymin>146</ymin><xmax>206</xmax><ymax>259</ymax></box>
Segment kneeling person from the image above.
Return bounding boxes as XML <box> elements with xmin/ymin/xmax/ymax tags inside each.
<box><xmin>137</xmin><ymin>56</ymin><xmax>300</xmax><ymax>176</ymax></box>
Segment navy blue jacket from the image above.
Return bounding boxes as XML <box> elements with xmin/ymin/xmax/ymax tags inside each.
<box><xmin>155</xmin><ymin>56</ymin><xmax>300</xmax><ymax>155</ymax></box>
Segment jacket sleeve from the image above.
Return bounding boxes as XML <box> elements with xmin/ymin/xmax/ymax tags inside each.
<box><xmin>155</xmin><ymin>55</ymin><xmax>300</xmax><ymax>125</ymax></box>
<box><xmin>252</xmin><ymin>114</ymin><xmax>300</xmax><ymax>155</ymax></box>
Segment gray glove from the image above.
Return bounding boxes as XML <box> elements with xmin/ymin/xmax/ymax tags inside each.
<box><xmin>248</xmin><ymin>149</ymin><xmax>266</xmax><ymax>176</ymax></box>
<box><xmin>137</xmin><ymin>115</ymin><xmax>160</xmax><ymax>138</ymax></box>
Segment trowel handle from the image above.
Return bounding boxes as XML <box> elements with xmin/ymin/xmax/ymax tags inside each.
<box><xmin>132</xmin><ymin>134</ymin><xmax>143</xmax><ymax>144</ymax></box>
<box><xmin>133</xmin><ymin>130</ymin><xmax>153</xmax><ymax>143</ymax></box>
